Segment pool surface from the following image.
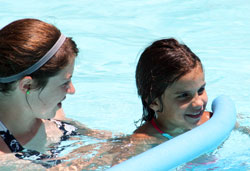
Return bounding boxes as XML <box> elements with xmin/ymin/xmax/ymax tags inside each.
<box><xmin>1</xmin><ymin>0</ymin><xmax>250</xmax><ymax>170</ymax></box>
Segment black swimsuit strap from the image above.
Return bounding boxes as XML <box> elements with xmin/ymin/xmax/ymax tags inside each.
<box><xmin>0</xmin><ymin>122</ymin><xmax>24</xmax><ymax>152</ymax></box>
<box><xmin>0</xmin><ymin>120</ymin><xmax>79</xmax><ymax>168</ymax></box>
<box><xmin>51</xmin><ymin>119</ymin><xmax>80</xmax><ymax>141</ymax></box>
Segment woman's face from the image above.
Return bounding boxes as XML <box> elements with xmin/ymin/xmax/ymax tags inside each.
<box><xmin>28</xmin><ymin>58</ymin><xmax>76</xmax><ymax>119</ymax></box>
<box><xmin>154</xmin><ymin>65</ymin><xmax>207</xmax><ymax>132</ymax></box>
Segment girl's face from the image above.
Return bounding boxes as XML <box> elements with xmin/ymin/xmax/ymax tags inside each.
<box><xmin>153</xmin><ymin>65</ymin><xmax>207</xmax><ymax>132</ymax></box>
<box><xmin>28</xmin><ymin>58</ymin><xmax>76</xmax><ymax>119</ymax></box>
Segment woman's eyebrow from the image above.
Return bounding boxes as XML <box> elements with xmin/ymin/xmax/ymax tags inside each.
<box><xmin>64</xmin><ymin>75</ymin><xmax>72</xmax><ymax>80</ymax></box>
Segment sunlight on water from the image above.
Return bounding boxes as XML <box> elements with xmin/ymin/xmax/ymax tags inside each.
<box><xmin>0</xmin><ymin>0</ymin><xmax>250</xmax><ymax>170</ymax></box>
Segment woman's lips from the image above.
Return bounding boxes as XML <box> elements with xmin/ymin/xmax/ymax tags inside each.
<box><xmin>57</xmin><ymin>97</ymin><xmax>66</xmax><ymax>108</ymax></box>
<box><xmin>57</xmin><ymin>102</ymin><xmax>62</xmax><ymax>108</ymax></box>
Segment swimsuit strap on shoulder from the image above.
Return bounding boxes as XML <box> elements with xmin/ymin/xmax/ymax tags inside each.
<box><xmin>50</xmin><ymin>119</ymin><xmax>79</xmax><ymax>141</ymax></box>
<box><xmin>162</xmin><ymin>133</ymin><xmax>174</xmax><ymax>140</ymax></box>
<box><xmin>150</xmin><ymin>119</ymin><xmax>173</xmax><ymax>140</ymax></box>
<box><xmin>0</xmin><ymin>121</ymin><xmax>24</xmax><ymax>152</ymax></box>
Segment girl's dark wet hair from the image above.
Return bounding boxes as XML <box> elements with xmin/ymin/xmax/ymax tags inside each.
<box><xmin>135</xmin><ymin>38</ymin><xmax>202</xmax><ymax>122</ymax></box>
<box><xmin>0</xmin><ymin>18</ymin><xmax>79</xmax><ymax>94</ymax></box>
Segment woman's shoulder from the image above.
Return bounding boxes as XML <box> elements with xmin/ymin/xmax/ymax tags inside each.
<box><xmin>0</xmin><ymin>138</ymin><xmax>11</xmax><ymax>153</ymax></box>
<box><xmin>42</xmin><ymin>119</ymin><xmax>63</xmax><ymax>143</ymax></box>
<box><xmin>53</xmin><ymin>108</ymin><xmax>67</xmax><ymax>120</ymax></box>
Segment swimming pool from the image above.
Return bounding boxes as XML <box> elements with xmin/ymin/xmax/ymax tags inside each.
<box><xmin>1</xmin><ymin>0</ymin><xmax>250</xmax><ymax>170</ymax></box>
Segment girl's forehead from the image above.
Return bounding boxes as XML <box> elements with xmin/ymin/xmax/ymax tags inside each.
<box><xmin>168</xmin><ymin>67</ymin><xmax>205</xmax><ymax>92</ymax></box>
<box><xmin>179</xmin><ymin>65</ymin><xmax>203</xmax><ymax>81</ymax></box>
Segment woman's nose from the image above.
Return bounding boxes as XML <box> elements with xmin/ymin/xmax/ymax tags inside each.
<box><xmin>67</xmin><ymin>82</ymin><xmax>75</xmax><ymax>94</ymax></box>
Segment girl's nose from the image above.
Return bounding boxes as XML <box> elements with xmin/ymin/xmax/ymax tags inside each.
<box><xmin>192</xmin><ymin>93</ymin><xmax>205</xmax><ymax>109</ymax></box>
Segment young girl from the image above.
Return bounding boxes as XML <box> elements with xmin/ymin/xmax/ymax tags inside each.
<box><xmin>109</xmin><ymin>38</ymin><xmax>248</xmax><ymax>168</ymax></box>
<box><xmin>133</xmin><ymin>38</ymin><xmax>211</xmax><ymax>140</ymax></box>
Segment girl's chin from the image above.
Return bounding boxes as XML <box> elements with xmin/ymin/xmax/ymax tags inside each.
<box><xmin>185</xmin><ymin>115</ymin><xmax>201</xmax><ymax>125</ymax></box>
<box><xmin>183</xmin><ymin>120</ymin><xmax>200</xmax><ymax>130</ymax></box>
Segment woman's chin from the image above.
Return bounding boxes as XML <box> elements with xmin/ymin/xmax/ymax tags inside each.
<box><xmin>44</xmin><ymin>108</ymin><xmax>58</xmax><ymax>119</ymax></box>
<box><xmin>57</xmin><ymin>102</ymin><xmax>62</xmax><ymax>108</ymax></box>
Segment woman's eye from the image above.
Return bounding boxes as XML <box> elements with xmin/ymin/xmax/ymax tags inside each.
<box><xmin>62</xmin><ymin>81</ymin><xmax>70</xmax><ymax>88</ymax></box>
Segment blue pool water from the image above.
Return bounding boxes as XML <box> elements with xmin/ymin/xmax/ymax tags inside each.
<box><xmin>1</xmin><ymin>0</ymin><xmax>250</xmax><ymax>170</ymax></box>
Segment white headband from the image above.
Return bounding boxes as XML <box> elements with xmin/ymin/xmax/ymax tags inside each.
<box><xmin>0</xmin><ymin>34</ymin><xmax>66</xmax><ymax>83</ymax></box>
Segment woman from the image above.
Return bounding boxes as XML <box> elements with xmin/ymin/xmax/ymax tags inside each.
<box><xmin>133</xmin><ymin>38</ymin><xmax>211</xmax><ymax>140</ymax></box>
<box><xmin>0</xmin><ymin>18</ymin><xmax>80</xmax><ymax>155</ymax></box>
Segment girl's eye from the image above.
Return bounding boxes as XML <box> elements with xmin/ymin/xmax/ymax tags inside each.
<box><xmin>177</xmin><ymin>93</ymin><xmax>190</xmax><ymax>99</ymax></box>
<box><xmin>198</xmin><ymin>87</ymin><xmax>205</xmax><ymax>95</ymax></box>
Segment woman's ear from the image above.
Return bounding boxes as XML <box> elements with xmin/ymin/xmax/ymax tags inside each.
<box><xmin>149</xmin><ymin>98</ymin><xmax>161</xmax><ymax>112</ymax></box>
<box><xmin>19</xmin><ymin>76</ymin><xmax>33</xmax><ymax>94</ymax></box>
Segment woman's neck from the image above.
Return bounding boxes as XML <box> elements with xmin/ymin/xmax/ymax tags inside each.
<box><xmin>0</xmin><ymin>95</ymin><xmax>41</xmax><ymax>139</ymax></box>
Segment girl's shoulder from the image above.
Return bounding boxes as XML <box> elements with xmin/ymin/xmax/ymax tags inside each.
<box><xmin>133</xmin><ymin>122</ymin><xmax>164</xmax><ymax>140</ymax></box>
<box><xmin>133</xmin><ymin>122</ymin><xmax>151</xmax><ymax>134</ymax></box>
<box><xmin>198</xmin><ymin>111</ymin><xmax>213</xmax><ymax>125</ymax></box>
